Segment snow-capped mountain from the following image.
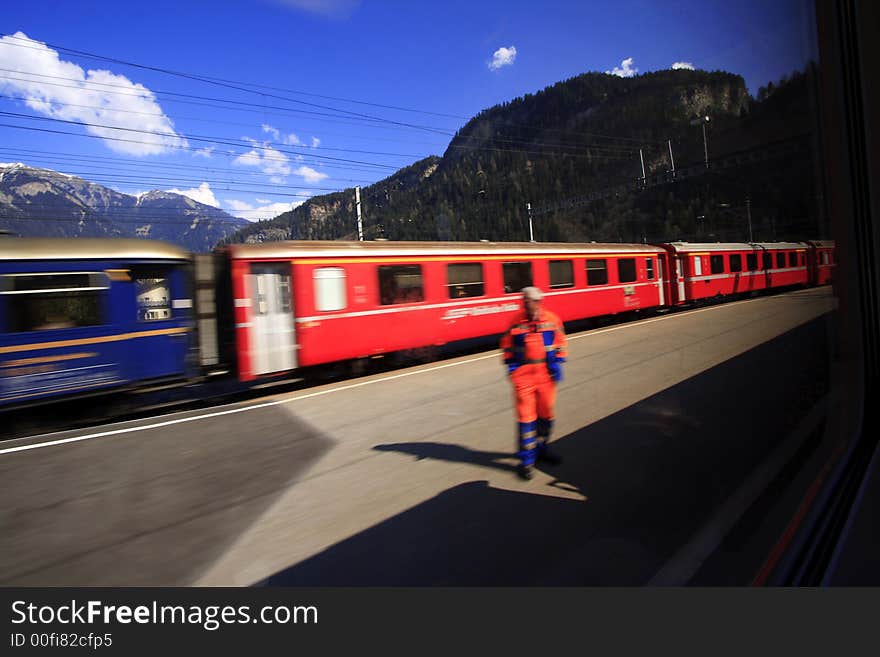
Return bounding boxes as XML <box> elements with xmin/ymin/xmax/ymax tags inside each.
<box><xmin>0</xmin><ymin>163</ymin><xmax>248</xmax><ymax>252</ymax></box>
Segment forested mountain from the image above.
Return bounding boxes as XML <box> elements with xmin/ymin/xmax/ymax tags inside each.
<box><xmin>0</xmin><ymin>164</ymin><xmax>248</xmax><ymax>252</ymax></box>
<box><xmin>225</xmin><ymin>65</ymin><xmax>826</xmax><ymax>246</ymax></box>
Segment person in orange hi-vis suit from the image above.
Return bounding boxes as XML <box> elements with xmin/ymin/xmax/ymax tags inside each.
<box><xmin>499</xmin><ymin>286</ymin><xmax>568</xmax><ymax>480</ymax></box>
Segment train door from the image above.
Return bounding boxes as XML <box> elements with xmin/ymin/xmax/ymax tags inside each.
<box><xmin>676</xmin><ymin>256</ymin><xmax>687</xmax><ymax>303</ymax></box>
<box><xmin>248</xmin><ymin>263</ymin><xmax>296</xmax><ymax>375</ymax></box>
<box><xmin>656</xmin><ymin>256</ymin><xmax>665</xmax><ymax>306</ymax></box>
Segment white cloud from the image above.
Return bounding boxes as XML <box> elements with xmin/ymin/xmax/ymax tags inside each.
<box><xmin>272</xmin><ymin>0</ymin><xmax>360</xmax><ymax>19</ymax></box>
<box><xmin>672</xmin><ymin>61</ymin><xmax>695</xmax><ymax>70</ymax></box>
<box><xmin>262</xmin><ymin>123</ymin><xmax>302</xmax><ymax>146</ymax></box>
<box><xmin>0</xmin><ymin>32</ymin><xmax>187</xmax><ymax>156</ymax></box>
<box><xmin>233</xmin><ymin>143</ymin><xmax>291</xmax><ymax>180</ymax></box>
<box><xmin>193</xmin><ymin>146</ymin><xmax>215</xmax><ymax>158</ymax></box>
<box><xmin>488</xmin><ymin>46</ymin><xmax>517</xmax><ymax>71</ymax></box>
<box><xmin>606</xmin><ymin>57</ymin><xmax>638</xmax><ymax>78</ymax></box>
<box><xmin>311</xmin><ymin>137</ymin><xmax>321</xmax><ymax>148</ymax></box>
<box><xmin>261</xmin><ymin>124</ymin><xmax>281</xmax><ymax>141</ymax></box>
<box><xmin>224</xmin><ymin>198</ymin><xmax>306</xmax><ymax>222</ymax></box>
<box><xmin>294</xmin><ymin>165</ymin><xmax>328</xmax><ymax>183</ymax></box>
<box><xmin>255</xmin><ymin>198</ymin><xmax>272</xmax><ymax>204</ymax></box>
<box><xmin>166</xmin><ymin>182</ymin><xmax>220</xmax><ymax>208</ymax></box>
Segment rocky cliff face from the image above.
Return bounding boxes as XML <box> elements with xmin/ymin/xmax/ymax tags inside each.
<box><xmin>0</xmin><ymin>164</ymin><xmax>248</xmax><ymax>252</ymax></box>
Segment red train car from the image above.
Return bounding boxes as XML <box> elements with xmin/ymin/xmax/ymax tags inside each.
<box><xmin>806</xmin><ymin>240</ymin><xmax>836</xmax><ymax>286</ymax></box>
<box><xmin>660</xmin><ymin>242</ymin><xmax>811</xmax><ymax>305</ymax></box>
<box><xmin>219</xmin><ymin>241</ymin><xmax>667</xmax><ymax>381</ymax></box>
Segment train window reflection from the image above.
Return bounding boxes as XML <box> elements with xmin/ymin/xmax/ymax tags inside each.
<box><xmin>379</xmin><ymin>265</ymin><xmax>423</xmax><ymax>305</ymax></box>
<box><xmin>549</xmin><ymin>260</ymin><xmax>574</xmax><ymax>288</ymax></box>
<box><xmin>135</xmin><ymin>274</ymin><xmax>171</xmax><ymax>321</ymax></box>
<box><xmin>0</xmin><ymin>272</ymin><xmax>107</xmax><ymax>332</ymax></box>
<box><xmin>646</xmin><ymin>258</ymin><xmax>655</xmax><ymax>280</ymax></box>
<box><xmin>710</xmin><ymin>255</ymin><xmax>725</xmax><ymax>274</ymax></box>
<box><xmin>502</xmin><ymin>261</ymin><xmax>532</xmax><ymax>293</ymax></box>
<box><xmin>447</xmin><ymin>263</ymin><xmax>484</xmax><ymax>298</ymax></box>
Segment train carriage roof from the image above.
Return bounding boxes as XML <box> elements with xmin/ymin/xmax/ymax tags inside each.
<box><xmin>665</xmin><ymin>241</ymin><xmax>810</xmax><ymax>252</ymax></box>
<box><xmin>225</xmin><ymin>240</ymin><xmax>667</xmax><ymax>259</ymax></box>
<box><xmin>0</xmin><ymin>238</ymin><xmax>190</xmax><ymax>261</ymax></box>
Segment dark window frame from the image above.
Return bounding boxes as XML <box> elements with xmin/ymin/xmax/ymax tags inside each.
<box><xmin>378</xmin><ymin>264</ymin><xmax>424</xmax><ymax>305</ymax></box>
<box><xmin>0</xmin><ymin>272</ymin><xmax>109</xmax><ymax>333</ymax></box>
<box><xmin>502</xmin><ymin>261</ymin><xmax>533</xmax><ymax>294</ymax></box>
<box><xmin>549</xmin><ymin>259</ymin><xmax>575</xmax><ymax>289</ymax></box>
<box><xmin>446</xmin><ymin>262</ymin><xmax>485</xmax><ymax>299</ymax></box>
<box><xmin>617</xmin><ymin>258</ymin><xmax>637</xmax><ymax>283</ymax></box>
<box><xmin>586</xmin><ymin>259</ymin><xmax>609</xmax><ymax>286</ymax></box>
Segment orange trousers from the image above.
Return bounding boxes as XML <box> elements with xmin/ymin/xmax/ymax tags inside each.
<box><xmin>511</xmin><ymin>365</ymin><xmax>556</xmax><ymax>423</ymax></box>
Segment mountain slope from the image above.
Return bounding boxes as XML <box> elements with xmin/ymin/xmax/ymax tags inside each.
<box><xmin>224</xmin><ymin>65</ymin><xmax>824</xmax><ymax>245</ymax></box>
<box><xmin>0</xmin><ymin>164</ymin><xmax>248</xmax><ymax>252</ymax></box>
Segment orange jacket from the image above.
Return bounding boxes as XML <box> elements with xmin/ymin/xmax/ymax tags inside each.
<box><xmin>500</xmin><ymin>308</ymin><xmax>567</xmax><ymax>379</ymax></box>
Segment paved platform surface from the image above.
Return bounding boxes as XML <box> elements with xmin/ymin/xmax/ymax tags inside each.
<box><xmin>0</xmin><ymin>287</ymin><xmax>839</xmax><ymax>585</ymax></box>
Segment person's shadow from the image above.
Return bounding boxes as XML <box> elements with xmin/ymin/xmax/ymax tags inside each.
<box><xmin>372</xmin><ymin>441</ymin><xmax>583</xmax><ymax>495</ymax></box>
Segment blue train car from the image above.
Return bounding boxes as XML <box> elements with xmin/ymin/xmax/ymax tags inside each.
<box><xmin>0</xmin><ymin>238</ymin><xmax>194</xmax><ymax>410</ymax></box>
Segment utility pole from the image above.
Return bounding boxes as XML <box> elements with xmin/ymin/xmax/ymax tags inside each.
<box><xmin>690</xmin><ymin>115</ymin><xmax>710</xmax><ymax>169</ymax></box>
<box><xmin>667</xmin><ymin>139</ymin><xmax>676</xmax><ymax>179</ymax></box>
<box><xmin>639</xmin><ymin>148</ymin><xmax>646</xmax><ymax>185</ymax></box>
<box><xmin>702</xmin><ymin>120</ymin><xmax>709</xmax><ymax>169</ymax></box>
<box><xmin>746</xmin><ymin>197</ymin><xmax>753</xmax><ymax>242</ymax></box>
<box><xmin>355</xmin><ymin>185</ymin><xmax>363</xmax><ymax>241</ymax></box>
<box><xmin>526</xmin><ymin>202</ymin><xmax>534</xmax><ymax>242</ymax></box>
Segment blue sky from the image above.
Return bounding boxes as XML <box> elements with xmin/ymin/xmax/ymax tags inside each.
<box><xmin>0</xmin><ymin>0</ymin><xmax>817</xmax><ymax>223</ymax></box>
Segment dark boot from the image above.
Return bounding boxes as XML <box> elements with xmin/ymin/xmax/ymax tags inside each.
<box><xmin>517</xmin><ymin>464</ymin><xmax>534</xmax><ymax>480</ymax></box>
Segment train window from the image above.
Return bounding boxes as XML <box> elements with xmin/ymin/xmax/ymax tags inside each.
<box><xmin>821</xmin><ymin>252</ymin><xmax>830</xmax><ymax>265</ymax></box>
<box><xmin>746</xmin><ymin>253</ymin><xmax>758</xmax><ymax>271</ymax></box>
<box><xmin>646</xmin><ymin>258</ymin><xmax>655</xmax><ymax>280</ymax></box>
<box><xmin>692</xmin><ymin>256</ymin><xmax>703</xmax><ymax>277</ymax></box>
<box><xmin>762</xmin><ymin>253</ymin><xmax>773</xmax><ymax>270</ymax></box>
<box><xmin>800</xmin><ymin>253</ymin><xmax>806</xmax><ymax>266</ymax></box>
<box><xmin>135</xmin><ymin>272</ymin><xmax>171</xmax><ymax>321</ymax></box>
<box><xmin>710</xmin><ymin>255</ymin><xmax>725</xmax><ymax>274</ymax></box>
<box><xmin>789</xmin><ymin>252</ymin><xmax>798</xmax><ymax>267</ymax></box>
<box><xmin>0</xmin><ymin>272</ymin><xmax>107</xmax><ymax>332</ymax></box>
<box><xmin>776</xmin><ymin>252</ymin><xmax>786</xmax><ymax>268</ymax></box>
<box><xmin>502</xmin><ymin>261</ymin><xmax>532</xmax><ymax>293</ymax></box>
<box><xmin>549</xmin><ymin>260</ymin><xmax>574</xmax><ymax>288</ymax></box>
<box><xmin>618</xmin><ymin>258</ymin><xmax>637</xmax><ymax>283</ymax></box>
<box><xmin>447</xmin><ymin>263</ymin><xmax>484</xmax><ymax>298</ymax></box>
<box><xmin>379</xmin><ymin>265</ymin><xmax>424</xmax><ymax>305</ymax></box>
<box><xmin>729</xmin><ymin>254</ymin><xmax>743</xmax><ymax>272</ymax></box>
<box><xmin>314</xmin><ymin>267</ymin><xmax>347</xmax><ymax>311</ymax></box>
<box><xmin>586</xmin><ymin>259</ymin><xmax>608</xmax><ymax>286</ymax></box>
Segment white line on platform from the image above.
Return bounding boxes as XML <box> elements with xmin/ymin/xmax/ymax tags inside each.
<box><xmin>0</xmin><ymin>289</ymin><xmax>829</xmax><ymax>457</ymax></box>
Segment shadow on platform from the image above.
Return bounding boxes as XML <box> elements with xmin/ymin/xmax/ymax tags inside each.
<box><xmin>261</xmin><ymin>315</ymin><xmax>834</xmax><ymax>586</ymax></box>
